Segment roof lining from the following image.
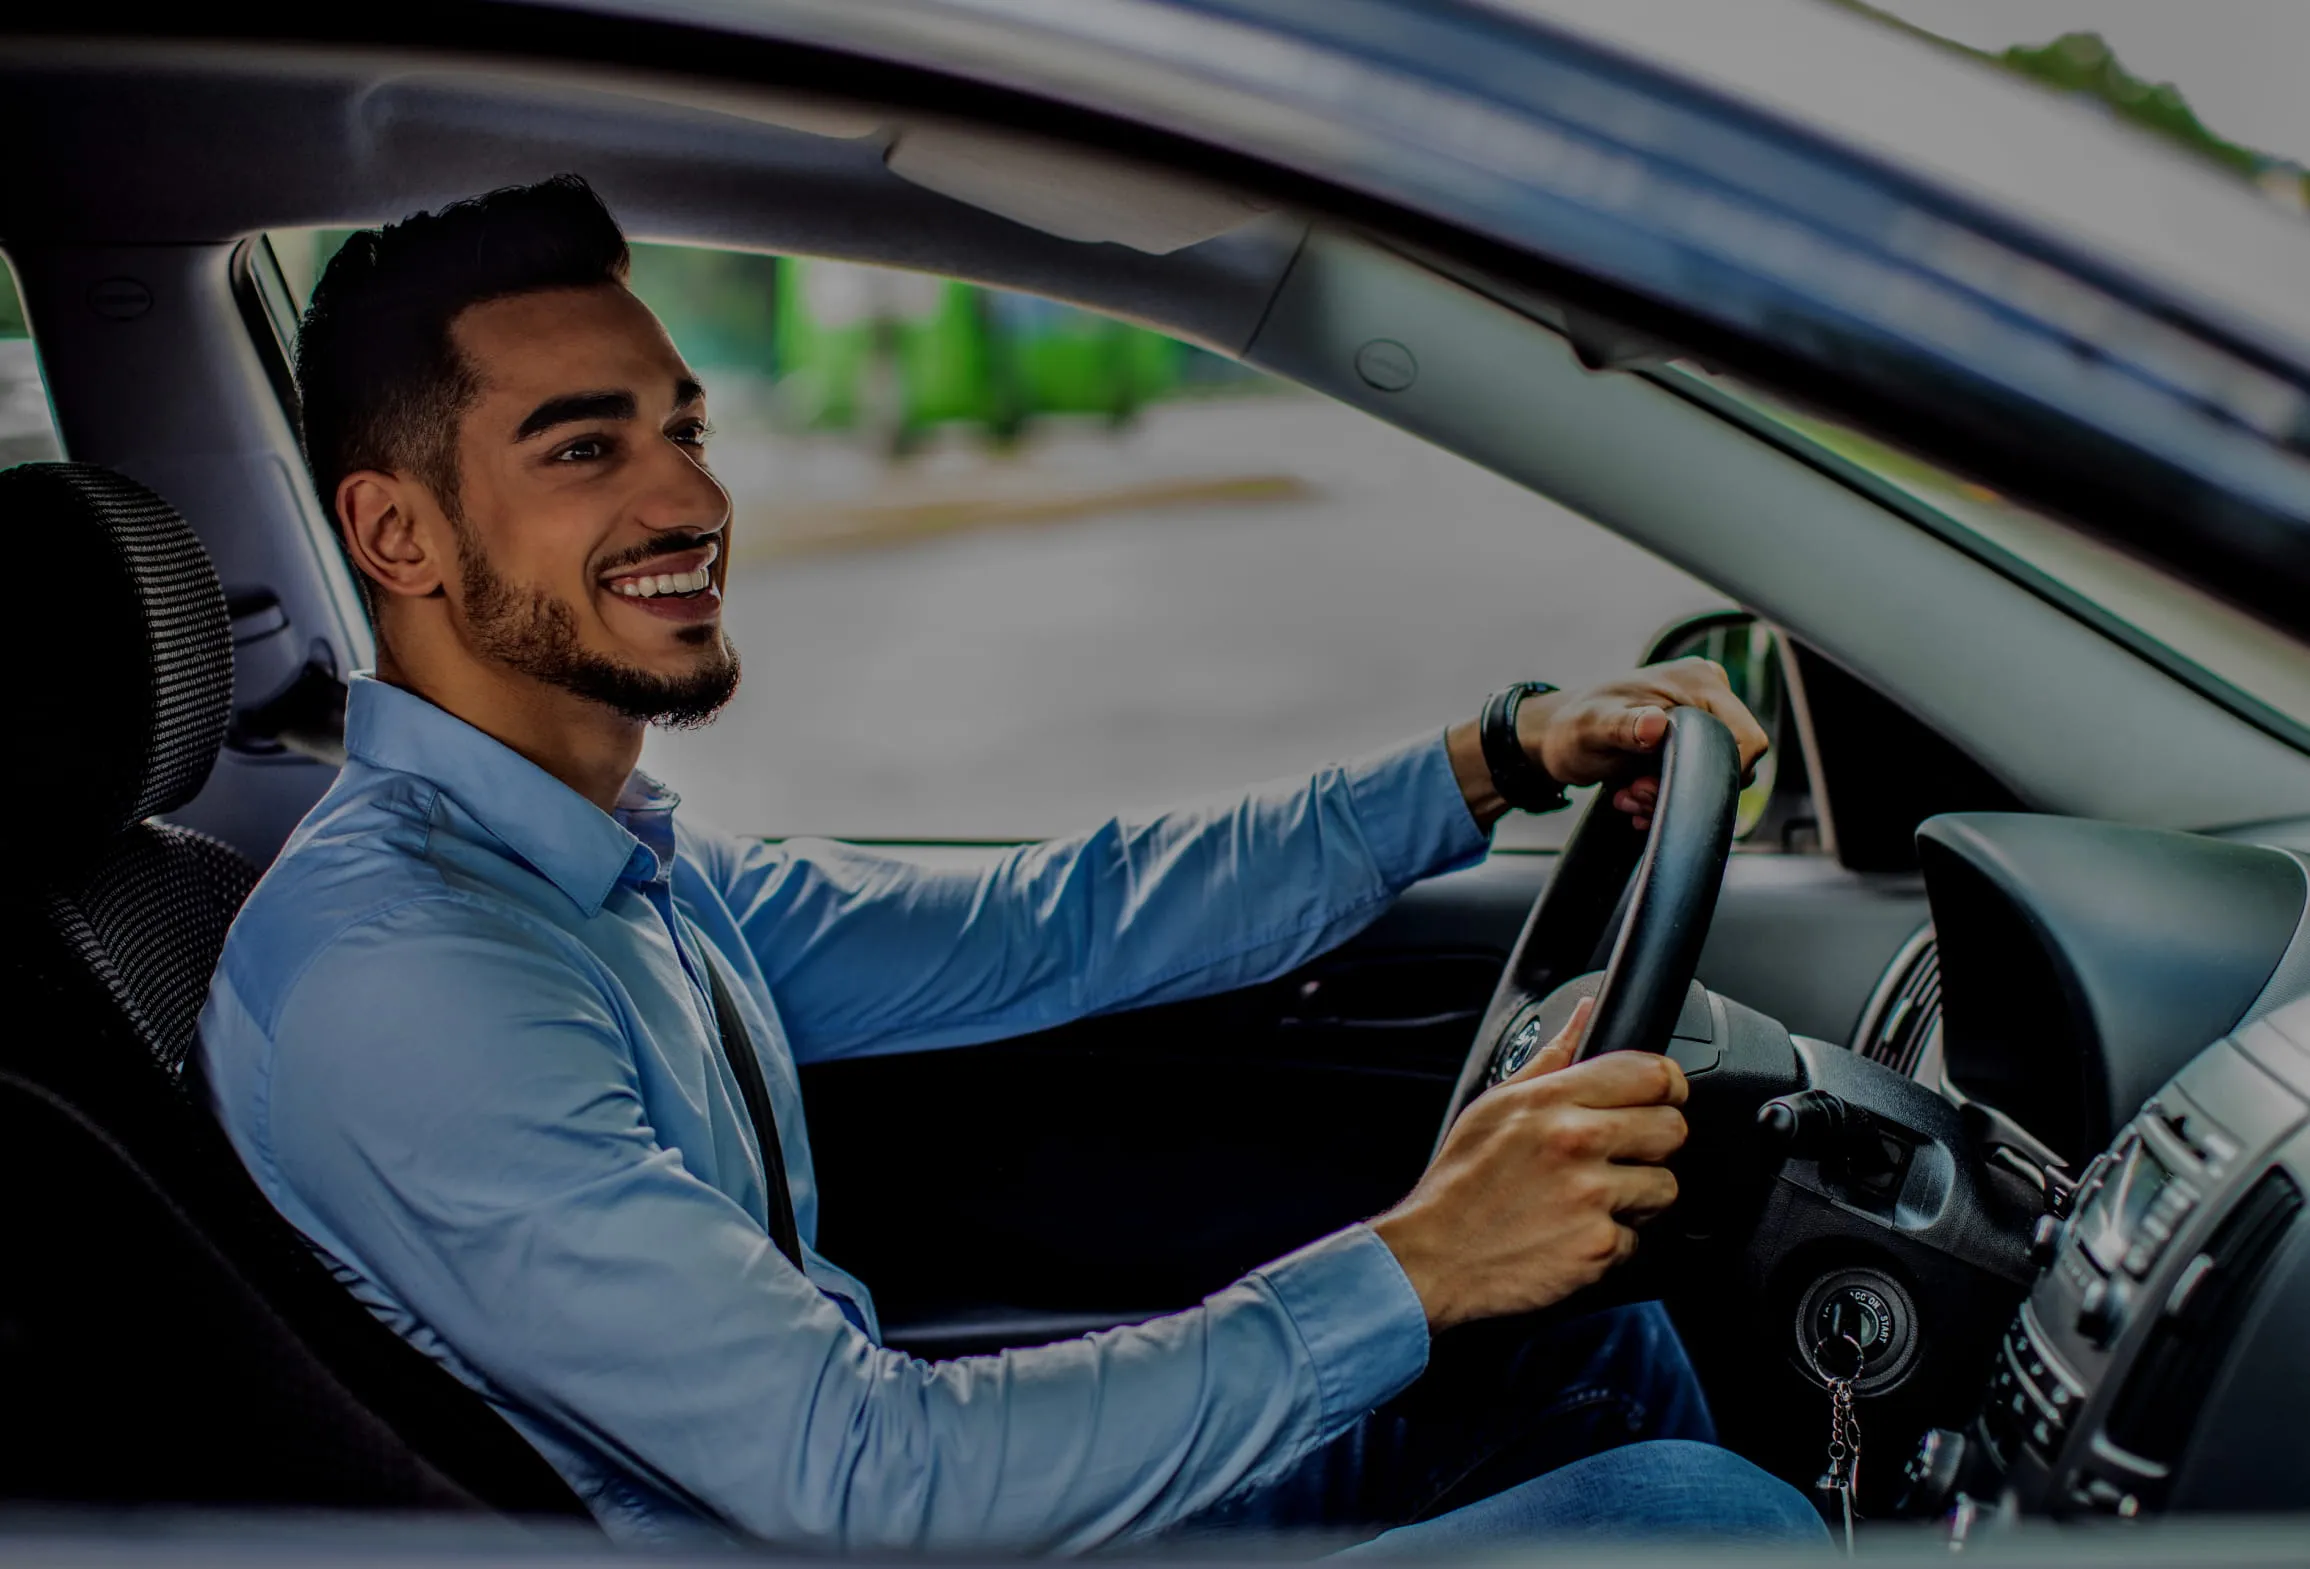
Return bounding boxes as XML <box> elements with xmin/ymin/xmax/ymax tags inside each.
<box><xmin>0</xmin><ymin>39</ymin><xmax>1294</xmax><ymax>352</ymax></box>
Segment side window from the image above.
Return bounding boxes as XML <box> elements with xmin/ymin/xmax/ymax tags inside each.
<box><xmin>264</xmin><ymin>235</ymin><xmax>1733</xmax><ymax>848</ymax></box>
<box><xmin>0</xmin><ymin>256</ymin><xmax>62</xmax><ymax>465</ymax></box>
<box><xmin>622</xmin><ymin>248</ymin><xmax>1731</xmax><ymax>848</ymax></box>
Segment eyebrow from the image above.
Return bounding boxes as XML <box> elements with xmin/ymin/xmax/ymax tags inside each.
<box><xmin>513</xmin><ymin>379</ymin><xmax>706</xmax><ymax>442</ymax></box>
<box><xmin>515</xmin><ymin>390</ymin><xmax>635</xmax><ymax>441</ymax></box>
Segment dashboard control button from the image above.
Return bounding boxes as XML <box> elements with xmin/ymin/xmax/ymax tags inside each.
<box><xmin>1897</xmin><ymin>1427</ymin><xmax>1966</xmax><ymax>1519</ymax></box>
<box><xmin>2122</xmin><ymin>1240</ymin><xmax>2161</xmax><ymax>1278</ymax></box>
<box><xmin>2072</xmin><ymin>1477</ymin><xmax>2141</xmax><ymax>1518</ymax></box>
<box><xmin>2077</xmin><ymin>1277</ymin><xmax>2123</xmax><ymax>1347</ymax></box>
<box><xmin>2160</xmin><ymin>1104</ymin><xmax>2239</xmax><ymax>1167</ymax></box>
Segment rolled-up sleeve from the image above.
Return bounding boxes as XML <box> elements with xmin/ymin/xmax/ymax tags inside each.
<box><xmin>251</xmin><ymin>900</ymin><xmax>1431</xmax><ymax>1552</ymax></box>
<box><xmin>702</xmin><ymin>733</ymin><xmax>1490</xmax><ymax>1061</ymax></box>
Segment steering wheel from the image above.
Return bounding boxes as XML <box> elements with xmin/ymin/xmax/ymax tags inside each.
<box><xmin>1435</xmin><ymin>707</ymin><xmax>1744</xmax><ymax>1150</ymax></box>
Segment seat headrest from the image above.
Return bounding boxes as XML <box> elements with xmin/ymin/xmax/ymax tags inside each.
<box><xmin>11</xmin><ymin>463</ymin><xmax>231</xmax><ymax>879</ymax></box>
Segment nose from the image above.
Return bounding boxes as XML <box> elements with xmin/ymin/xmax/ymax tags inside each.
<box><xmin>637</xmin><ymin>430</ymin><xmax>732</xmax><ymax>538</ymax></box>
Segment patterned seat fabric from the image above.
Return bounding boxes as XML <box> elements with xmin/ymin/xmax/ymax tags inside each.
<box><xmin>2</xmin><ymin>461</ymin><xmax>589</xmax><ymax>1522</ymax></box>
<box><xmin>49</xmin><ymin>821</ymin><xmax>258</xmax><ymax>1076</ymax></box>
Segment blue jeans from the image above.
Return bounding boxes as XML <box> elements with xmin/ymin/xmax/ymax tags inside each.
<box><xmin>1173</xmin><ymin>1303</ymin><xmax>1825</xmax><ymax>1554</ymax></box>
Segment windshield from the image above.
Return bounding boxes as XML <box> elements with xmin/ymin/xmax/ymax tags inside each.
<box><xmin>1667</xmin><ymin>366</ymin><xmax>2310</xmax><ymax>750</ymax></box>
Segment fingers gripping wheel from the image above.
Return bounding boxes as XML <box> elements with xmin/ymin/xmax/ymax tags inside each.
<box><xmin>1436</xmin><ymin>709</ymin><xmax>1743</xmax><ymax>1146</ymax></box>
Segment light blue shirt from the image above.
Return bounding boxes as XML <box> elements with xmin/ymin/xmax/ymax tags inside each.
<box><xmin>198</xmin><ymin>675</ymin><xmax>1491</xmax><ymax>1550</ymax></box>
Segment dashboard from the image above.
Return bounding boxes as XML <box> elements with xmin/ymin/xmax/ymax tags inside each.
<box><xmin>1852</xmin><ymin>814</ymin><xmax>2310</xmax><ymax>1162</ymax></box>
<box><xmin>1965</xmin><ymin>1010</ymin><xmax>2310</xmax><ymax>1516</ymax></box>
<box><xmin>1842</xmin><ymin>813</ymin><xmax>2310</xmax><ymax>1520</ymax></box>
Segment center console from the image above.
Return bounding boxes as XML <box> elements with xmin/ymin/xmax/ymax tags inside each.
<box><xmin>1911</xmin><ymin>995</ymin><xmax>2310</xmax><ymax>1519</ymax></box>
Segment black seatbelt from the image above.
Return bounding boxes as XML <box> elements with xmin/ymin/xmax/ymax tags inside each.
<box><xmin>700</xmin><ymin>954</ymin><xmax>805</xmax><ymax>1268</ymax></box>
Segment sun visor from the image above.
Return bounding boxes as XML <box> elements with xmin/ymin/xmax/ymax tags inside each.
<box><xmin>885</xmin><ymin>125</ymin><xmax>1269</xmax><ymax>253</ymax></box>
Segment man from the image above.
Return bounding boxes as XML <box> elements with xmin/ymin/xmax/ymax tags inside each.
<box><xmin>199</xmin><ymin>176</ymin><xmax>1820</xmax><ymax>1552</ymax></box>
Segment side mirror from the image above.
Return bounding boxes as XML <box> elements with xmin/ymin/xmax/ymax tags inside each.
<box><xmin>1643</xmin><ymin>610</ymin><xmax>1815</xmax><ymax>848</ymax></box>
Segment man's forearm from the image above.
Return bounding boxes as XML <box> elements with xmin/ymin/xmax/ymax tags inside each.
<box><xmin>746</xmin><ymin>736</ymin><xmax>1490</xmax><ymax>1061</ymax></box>
<box><xmin>1444</xmin><ymin>716</ymin><xmax>1510</xmax><ymax>833</ymax></box>
<box><xmin>1445</xmin><ymin>691</ymin><xmax>1570</xmax><ymax>834</ymax></box>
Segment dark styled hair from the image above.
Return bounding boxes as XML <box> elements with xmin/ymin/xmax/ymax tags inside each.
<box><xmin>295</xmin><ymin>174</ymin><xmax>631</xmax><ymax>521</ymax></box>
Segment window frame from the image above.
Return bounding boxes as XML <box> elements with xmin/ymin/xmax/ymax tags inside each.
<box><xmin>1647</xmin><ymin>362</ymin><xmax>2310</xmax><ymax>762</ymax></box>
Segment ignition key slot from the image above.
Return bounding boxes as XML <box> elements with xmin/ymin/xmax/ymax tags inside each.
<box><xmin>1795</xmin><ymin>1267</ymin><xmax>1921</xmax><ymax>1394</ymax></box>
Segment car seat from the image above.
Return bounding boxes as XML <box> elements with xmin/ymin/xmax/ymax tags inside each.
<box><xmin>0</xmin><ymin>461</ymin><xmax>590</xmax><ymax>1521</ymax></box>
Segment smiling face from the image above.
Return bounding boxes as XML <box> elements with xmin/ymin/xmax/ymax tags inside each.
<box><xmin>430</xmin><ymin>283</ymin><xmax>739</xmax><ymax>725</ymax></box>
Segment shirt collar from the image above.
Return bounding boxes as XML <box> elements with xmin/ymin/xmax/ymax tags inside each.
<box><xmin>343</xmin><ymin>674</ymin><xmax>679</xmax><ymax>915</ymax></box>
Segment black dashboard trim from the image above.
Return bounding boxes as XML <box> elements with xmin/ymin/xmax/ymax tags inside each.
<box><xmin>1918</xmin><ymin>814</ymin><xmax>2306</xmax><ymax>1163</ymax></box>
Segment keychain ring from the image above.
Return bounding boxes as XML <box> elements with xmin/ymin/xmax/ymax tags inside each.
<box><xmin>1812</xmin><ymin>1331</ymin><xmax>1866</xmax><ymax>1385</ymax></box>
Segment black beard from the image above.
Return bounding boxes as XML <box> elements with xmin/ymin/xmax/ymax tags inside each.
<box><xmin>457</xmin><ymin>531</ymin><xmax>740</xmax><ymax>729</ymax></box>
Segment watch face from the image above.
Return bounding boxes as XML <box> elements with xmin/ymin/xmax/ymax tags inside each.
<box><xmin>1491</xmin><ymin>1012</ymin><xmax>1548</xmax><ymax>1085</ymax></box>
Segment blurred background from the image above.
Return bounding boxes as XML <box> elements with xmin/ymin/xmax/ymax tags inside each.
<box><xmin>5</xmin><ymin>0</ymin><xmax>2307</xmax><ymax>845</ymax></box>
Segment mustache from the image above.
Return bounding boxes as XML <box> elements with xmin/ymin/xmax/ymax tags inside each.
<box><xmin>594</xmin><ymin>529</ymin><xmax>723</xmax><ymax>577</ymax></box>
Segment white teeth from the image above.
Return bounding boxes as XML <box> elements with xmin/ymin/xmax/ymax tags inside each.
<box><xmin>610</xmin><ymin>566</ymin><xmax>712</xmax><ymax>599</ymax></box>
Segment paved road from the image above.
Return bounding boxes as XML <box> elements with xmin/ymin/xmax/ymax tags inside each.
<box><xmin>643</xmin><ymin>395</ymin><xmax>1728</xmax><ymax>847</ymax></box>
<box><xmin>0</xmin><ymin>339</ymin><xmax>62</xmax><ymax>465</ymax></box>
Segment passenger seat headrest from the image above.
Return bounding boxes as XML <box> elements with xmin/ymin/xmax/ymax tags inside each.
<box><xmin>10</xmin><ymin>463</ymin><xmax>231</xmax><ymax>880</ymax></box>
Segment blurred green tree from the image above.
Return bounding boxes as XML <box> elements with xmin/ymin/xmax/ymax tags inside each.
<box><xmin>1998</xmin><ymin>31</ymin><xmax>2263</xmax><ymax>179</ymax></box>
<box><xmin>0</xmin><ymin>262</ymin><xmax>28</xmax><ymax>337</ymax></box>
<box><xmin>1825</xmin><ymin>4</ymin><xmax>2308</xmax><ymax>205</ymax></box>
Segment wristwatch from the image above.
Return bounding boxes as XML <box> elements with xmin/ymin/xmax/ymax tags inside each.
<box><xmin>1479</xmin><ymin>682</ymin><xmax>1570</xmax><ymax>813</ymax></box>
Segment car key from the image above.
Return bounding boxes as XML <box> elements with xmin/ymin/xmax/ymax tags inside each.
<box><xmin>1813</xmin><ymin>1331</ymin><xmax>1865</xmax><ymax>1555</ymax></box>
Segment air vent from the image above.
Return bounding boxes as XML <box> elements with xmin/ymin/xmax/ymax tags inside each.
<box><xmin>2105</xmin><ymin>1167</ymin><xmax>2303</xmax><ymax>1469</ymax></box>
<box><xmin>1862</xmin><ymin>938</ymin><xmax>1941</xmax><ymax>1077</ymax></box>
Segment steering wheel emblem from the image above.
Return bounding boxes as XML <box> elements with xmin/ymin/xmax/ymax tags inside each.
<box><xmin>1492</xmin><ymin>1014</ymin><xmax>1547</xmax><ymax>1085</ymax></box>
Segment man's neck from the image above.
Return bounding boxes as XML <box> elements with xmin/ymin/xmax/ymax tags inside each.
<box><xmin>376</xmin><ymin>646</ymin><xmax>644</xmax><ymax>814</ymax></box>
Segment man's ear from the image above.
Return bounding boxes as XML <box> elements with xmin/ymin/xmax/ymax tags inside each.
<box><xmin>337</xmin><ymin>470</ymin><xmax>449</xmax><ymax>601</ymax></box>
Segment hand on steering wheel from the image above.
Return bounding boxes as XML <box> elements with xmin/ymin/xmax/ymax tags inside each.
<box><xmin>1374</xmin><ymin>709</ymin><xmax>1747</xmax><ymax>1329</ymax></box>
<box><xmin>1498</xmin><ymin>659</ymin><xmax>1771</xmax><ymax>832</ymax></box>
<box><xmin>1440</xmin><ymin>706</ymin><xmax>1746</xmax><ymax>1133</ymax></box>
<box><xmin>1373</xmin><ymin>993</ymin><xmax>1691</xmax><ymax>1329</ymax></box>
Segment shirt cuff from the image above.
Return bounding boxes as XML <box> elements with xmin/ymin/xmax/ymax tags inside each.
<box><xmin>1341</xmin><ymin>732</ymin><xmax>1492</xmax><ymax>890</ymax></box>
<box><xmin>1253</xmin><ymin>1224</ymin><xmax>1430</xmax><ymax>1436</ymax></box>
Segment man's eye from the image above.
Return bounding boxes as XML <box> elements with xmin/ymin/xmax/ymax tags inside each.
<box><xmin>554</xmin><ymin>436</ymin><xmax>612</xmax><ymax>463</ymax></box>
<box><xmin>671</xmin><ymin>421</ymin><xmax>713</xmax><ymax>448</ymax></box>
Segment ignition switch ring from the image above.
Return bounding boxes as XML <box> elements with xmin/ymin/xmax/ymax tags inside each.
<box><xmin>1794</xmin><ymin>1267</ymin><xmax>1921</xmax><ymax>1395</ymax></box>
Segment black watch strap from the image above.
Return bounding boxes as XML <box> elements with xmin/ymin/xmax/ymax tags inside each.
<box><xmin>1480</xmin><ymin>682</ymin><xmax>1569</xmax><ymax>814</ymax></box>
